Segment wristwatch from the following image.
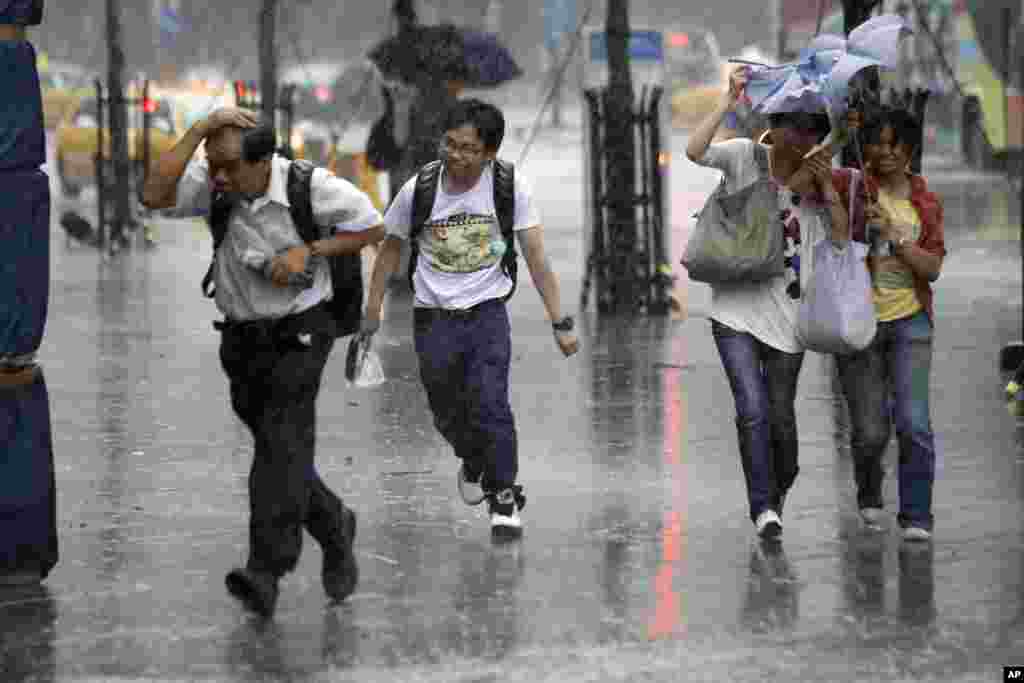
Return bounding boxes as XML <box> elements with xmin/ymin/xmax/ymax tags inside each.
<box><xmin>552</xmin><ymin>315</ymin><xmax>575</xmax><ymax>333</ymax></box>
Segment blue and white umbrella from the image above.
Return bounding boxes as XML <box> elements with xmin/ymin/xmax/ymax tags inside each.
<box><xmin>729</xmin><ymin>14</ymin><xmax>913</xmax><ymax>156</ymax></box>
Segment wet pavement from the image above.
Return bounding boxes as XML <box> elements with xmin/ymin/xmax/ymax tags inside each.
<box><xmin>2</xmin><ymin>129</ymin><xmax>1023</xmax><ymax>682</ymax></box>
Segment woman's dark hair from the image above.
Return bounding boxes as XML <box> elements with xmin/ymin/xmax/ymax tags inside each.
<box><xmin>768</xmin><ymin>111</ymin><xmax>831</xmax><ymax>143</ymax></box>
<box><xmin>444</xmin><ymin>99</ymin><xmax>505</xmax><ymax>152</ymax></box>
<box><xmin>241</xmin><ymin>123</ymin><xmax>277</xmax><ymax>163</ymax></box>
<box><xmin>860</xmin><ymin>106</ymin><xmax>922</xmax><ymax>151</ymax></box>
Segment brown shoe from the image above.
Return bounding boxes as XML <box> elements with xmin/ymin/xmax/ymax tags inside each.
<box><xmin>323</xmin><ymin>506</ymin><xmax>358</xmax><ymax>603</ymax></box>
<box><xmin>225</xmin><ymin>568</ymin><xmax>278</xmax><ymax>618</ymax></box>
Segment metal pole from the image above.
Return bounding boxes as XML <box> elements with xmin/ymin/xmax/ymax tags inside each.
<box><xmin>259</xmin><ymin>0</ymin><xmax>279</xmax><ymax>125</ymax></box>
<box><xmin>95</xmin><ymin>78</ymin><xmax>106</xmax><ymax>249</ymax></box>
<box><xmin>106</xmin><ymin>0</ymin><xmax>131</xmax><ymax>250</ymax></box>
<box><xmin>142</xmin><ymin>80</ymin><xmax>151</xmax><ymax>190</ymax></box>
<box><xmin>605</xmin><ymin>0</ymin><xmax>638</xmax><ymax>314</ymax></box>
<box><xmin>1000</xmin><ymin>6</ymin><xmax>1024</xmax><ymax>375</ymax></box>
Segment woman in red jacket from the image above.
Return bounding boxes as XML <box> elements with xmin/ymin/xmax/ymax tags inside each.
<box><xmin>832</xmin><ymin>107</ymin><xmax>946</xmax><ymax>542</ymax></box>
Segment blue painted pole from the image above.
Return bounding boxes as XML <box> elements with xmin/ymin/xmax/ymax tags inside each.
<box><xmin>0</xmin><ymin>1</ymin><xmax>57</xmax><ymax>584</ymax></box>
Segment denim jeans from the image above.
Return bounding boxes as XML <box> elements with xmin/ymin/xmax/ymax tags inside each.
<box><xmin>835</xmin><ymin>310</ymin><xmax>936</xmax><ymax>530</ymax></box>
<box><xmin>414</xmin><ymin>300</ymin><xmax>518</xmax><ymax>492</ymax></box>
<box><xmin>711</xmin><ymin>320</ymin><xmax>805</xmax><ymax>522</ymax></box>
<box><xmin>218</xmin><ymin>304</ymin><xmax>347</xmax><ymax>577</ymax></box>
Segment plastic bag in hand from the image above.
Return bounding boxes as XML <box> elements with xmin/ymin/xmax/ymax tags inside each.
<box><xmin>344</xmin><ymin>334</ymin><xmax>385</xmax><ymax>388</ymax></box>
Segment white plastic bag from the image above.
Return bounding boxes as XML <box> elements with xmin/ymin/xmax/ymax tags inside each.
<box><xmin>797</xmin><ymin>239</ymin><xmax>877</xmax><ymax>354</ymax></box>
<box><xmin>344</xmin><ymin>335</ymin><xmax>386</xmax><ymax>388</ymax></box>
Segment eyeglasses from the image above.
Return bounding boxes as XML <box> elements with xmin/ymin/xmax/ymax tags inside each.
<box><xmin>439</xmin><ymin>138</ymin><xmax>485</xmax><ymax>158</ymax></box>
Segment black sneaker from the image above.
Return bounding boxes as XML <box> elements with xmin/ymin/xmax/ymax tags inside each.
<box><xmin>323</xmin><ymin>506</ymin><xmax>359</xmax><ymax>603</ymax></box>
<box><xmin>488</xmin><ymin>487</ymin><xmax>525</xmax><ymax>539</ymax></box>
<box><xmin>225</xmin><ymin>568</ymin><xmax>279</xmax><ymax>618</ymax></box>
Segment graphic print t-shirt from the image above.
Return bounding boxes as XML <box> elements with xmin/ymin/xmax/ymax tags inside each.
<box><xmin>384</xmin><ymin>163</ymin><xmax>540</xmax><ymax>309</ymax></box>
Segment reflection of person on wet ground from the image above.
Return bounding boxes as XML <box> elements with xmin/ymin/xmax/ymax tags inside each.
<box><xmin>0</xmin><ymin>583</ymin><xmax>56</xmax><ymax>680</ymax></box>
<box><xmin>141</xmin><ymin>108</ymin><xmax>386</xmax><ymax>618</ymax></box>
<box><xmin>898</xmin><ymin>543</ymin><xmax>935</xmax><ymax>628</ymax></box>
<box><xmin>362</xmin><ymin>99</ymin><xmax>579</xmax><ymax>539</ymax></box>
<box><xmin>741</xmin><ymin>541</ymin><xmax>798</xmax><ymax>633</ymax></box>
<box><xmin>832</xmin><ymin>107</ymin><xmax>945</xmax><ymax>543</ymax></box>
<box><xmin>685</xmin><ymin>66</ymin><xmax>852</xmax><ymax>540</ymax></box>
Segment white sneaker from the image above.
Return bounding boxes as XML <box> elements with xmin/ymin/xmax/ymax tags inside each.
<box><xmin>489</xmin><ymin>488</ymin><xmax>523</xmax><ymax>539</ymax></box>
<box><xmin>860</xmin><ymin>507</ymin><xmax>886</xmax><ymax>529</ymax></box>
<box><xmin>902</xmin><ymin>526</ymin><xmax>932</xmax><ymax>542</ymax></box>
<box><xmin>457</xmin><ymin>463</ymin><xmax>486</xmax><ymax>506</ymax></box>
<box><xmin>755</xmin><ymin>510</ymin><xmax>782</xmax><ymax>539</ymax></box>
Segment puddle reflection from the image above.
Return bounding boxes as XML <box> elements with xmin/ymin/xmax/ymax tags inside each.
<box><xmin>0</xmin><ymin>365</ymin><xmax>58</xmax><ymax>582</ymax></box>
<box><xmin>740</xmin><ymin>541</ymin><xmax>799</xmax><ymax>634</ymax></box>
<box><xmin>0</xmin><ymin>583</ymin><xmax>56</xmax><ymax>683</ymax></box>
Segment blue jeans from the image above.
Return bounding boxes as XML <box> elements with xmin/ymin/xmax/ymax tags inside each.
<box><xmin>414</xmin><ymin>300</ymin><xmax>518</xmax><ymax>492</ymax></box>
<box><xmin>711</xmin><ymin>320</ymin><xmax>805</xmax><ymax>522</ymax></box>
<box><xmin>836</xmin><ymin>310</ymin><xmax>936</xmax><ymax>530</ymax></box>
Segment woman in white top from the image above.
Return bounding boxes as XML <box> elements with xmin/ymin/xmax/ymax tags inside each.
<box><xmin>685</xmin><ymin>67</ymin><xmax>850</xmax><ymax>539</ymax></box>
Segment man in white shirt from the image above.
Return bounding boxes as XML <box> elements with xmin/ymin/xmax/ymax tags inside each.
<box><xmin>361</xmin><ymin>99</ymin><xmax>579</xmax><ymax>538</ymax></box>
<box><xmin>141</xmin><ymin>107</ymin><xmax>385</xmax><ymax>617</ymax></box>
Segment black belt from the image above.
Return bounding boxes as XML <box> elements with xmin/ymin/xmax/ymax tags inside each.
<box><xmin>214</xmin><ymin>301</ymin><xmax>329</xmax><ymax>341</ymax></box>
<box><xmin>413</xmin><ymin>298</ymin><xmax>504</xmax><ymax>323</ymax></box>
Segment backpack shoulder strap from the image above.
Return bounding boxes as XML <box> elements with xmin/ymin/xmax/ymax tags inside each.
<box><xmin>492</xmin><ymin>158</ymin><xmax>519</xmax><ymax>300</ymax></box>
<box><xmin>410</xmin><ymin>160</ymin><xmax>442</xmax><ymax>242</ymax></box>
<box><xmin>202</xmin><ymin>192</ymin><xmax>238</xmax><ymax>298</ymax></box>
<box><xmin>287</xmin><ymin>159</ymin><xmax>317</xmax><ymax>242</ymax></box>
<box><xmin>406</xmin><ymin>160</ymin><xmax>443</xmax><ymax>291</ymax></box>
<box><xmin>492</xmin><ymin>158</ymin><xmax>515</xmax><ymax>242</ymax></box>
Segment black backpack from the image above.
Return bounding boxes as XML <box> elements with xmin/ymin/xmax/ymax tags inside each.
<box><xmin>408</xmin><ymin>159</ymin><xmax>518</xmax><ymax>299</ymax></box>
<box><xmin>203</xmin><ymin>159</ymin><xmax>364</xmax><ymax>337</ymax></box>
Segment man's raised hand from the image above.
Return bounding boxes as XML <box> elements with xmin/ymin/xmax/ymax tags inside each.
<box><xmin>200</xmin><ymin>107</ymin><xmax>260</xmax><ymax>138</ymax></box>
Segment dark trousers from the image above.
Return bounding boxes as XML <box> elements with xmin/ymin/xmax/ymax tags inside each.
<box><xmin>836</xmin><ymin>311</ymin><xmax>936</xmax><ymax>530</ymax></box>
<box><xmin>218</xmin><ymin>304</ymin><xmax>346</xmax><ymax>577</ymax></box>
<box><xmin>413</xmin><ymin>299</ymin><xmax>518</xmax><ymax>491</ymax></box>
<box><xmin>711</xmin><ymin>320</ymin><xmax>805</xmax><ymax>522</ymax></box>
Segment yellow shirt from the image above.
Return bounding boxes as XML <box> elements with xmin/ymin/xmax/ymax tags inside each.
<box><xmin>872</xmin><ymin>189</ymin><xmax>923</xmax><ymax>322</ymax></box>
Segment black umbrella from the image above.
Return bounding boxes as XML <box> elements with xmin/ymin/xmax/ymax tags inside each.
<box><xmin>368</xmin><ymin>23</ymin><xmax>521</xmax><ymax>88</ymax></box>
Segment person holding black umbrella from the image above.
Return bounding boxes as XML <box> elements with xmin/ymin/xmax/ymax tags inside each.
<box><xmin>368</xmin><ymin>0</ymin><xmax>522</xmax><ymax>199</ymax></box>
<box><xmin>361</xmin><ymin>99</ymin><xmax>578</xmax><ymax>538</ymax></box>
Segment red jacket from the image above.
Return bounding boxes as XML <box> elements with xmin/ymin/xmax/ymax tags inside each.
<box><xmin>832</xmin><ymin>168</ymin><xmax>946</xmax><ymax>322</ymax></box>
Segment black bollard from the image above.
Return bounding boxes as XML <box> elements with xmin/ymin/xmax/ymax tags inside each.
<box><xmin>0</xmin><ymin>365</ymin><xmax>58</xmax><ymax>584</ymax></box>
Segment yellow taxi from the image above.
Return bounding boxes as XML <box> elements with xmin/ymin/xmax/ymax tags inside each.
<box><xmin>54</xmin><ymin>88</ymin><xmax>179</xmax><ymax>197</ymax></box>
<box><xmin>38</xmin><ymin>58</ymin><xmax>93</xmax><ymax>129</ymax></box>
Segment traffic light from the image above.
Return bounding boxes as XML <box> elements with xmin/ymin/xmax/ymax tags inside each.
<box><xmin>668</xmin><ymin>32</ymin><xmax>689</xmax><ymax>48</ymax></box>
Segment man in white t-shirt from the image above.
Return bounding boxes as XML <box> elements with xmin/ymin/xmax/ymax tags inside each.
<box><xmin>362</xmin><ymin>99</ymin><xmax>579</xmax><ymax>538</ymax></box>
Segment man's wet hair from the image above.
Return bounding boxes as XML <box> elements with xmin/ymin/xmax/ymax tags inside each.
<box><xmin>240</xmin><ymin>122</ymin><xmax>277</xmax><ymax>163</ymax></box>
<box><xmin>768</xmin><ymin>111</ymin><xmax>831</xmax><ymax>143</ymax></box>
<box><xmin>445</xmin><ymin>99</ymin><xmax>505</xmax><ymax>152</ymax></box>
<box><xmin>860</xmin><ymin>106</ymin><xmax>922</xmax><ymax>150</ymax></box>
